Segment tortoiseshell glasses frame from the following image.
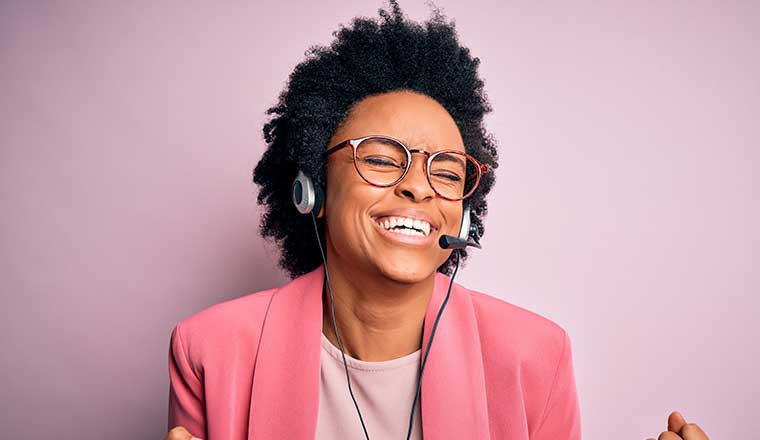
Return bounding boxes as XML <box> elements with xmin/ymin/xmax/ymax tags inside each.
<box><xmin>325</xmin><ymin>134</ymin><xmax>490</xmax><ymax>201</ymax></box>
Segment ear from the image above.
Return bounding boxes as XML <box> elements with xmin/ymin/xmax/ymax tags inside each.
<box><xmin>316</xmin><ymin>204</ymin><xmax>325</xmax><ymax>219</ymax></box>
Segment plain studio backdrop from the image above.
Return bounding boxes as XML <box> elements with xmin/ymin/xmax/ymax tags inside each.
<box><xmin>1</xmin><ymin>1</ymin><xmax>757</xmax><ymax>439</ymax></box>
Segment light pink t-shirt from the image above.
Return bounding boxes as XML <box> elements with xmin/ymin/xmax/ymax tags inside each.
<box><xmin>316</xmin><ymin>331</ymin><xmax>423</xmax><ymax>440</ymax></box>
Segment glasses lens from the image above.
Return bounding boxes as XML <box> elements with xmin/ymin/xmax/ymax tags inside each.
<box><xmin>355</xmin><ymin>137</ymin><xmax>408</xmax><ymax>185</ymax></box>
<box><xmin>429</xmin><ymin>152</ymin><xmax>480</xmax><ymax>200</ymax></box>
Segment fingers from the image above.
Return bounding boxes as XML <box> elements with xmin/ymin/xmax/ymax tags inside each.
<box><xmin>668</xmin><ymin>411</ymin><xmax>687</xmax><ymax>433</ymax></box>
<box><xmin>652</xmin><ymin>411</ymin><xmax>709</xmax><ymax>440</ymax></box>
<box><xmin>668</xmin><ymin>411</ymin><xmax>710</xmax><ymax>440</ymax></box>
<box><xmin>166</xmin><ymin>425</ymin><xmax>204</xmax><ymax>440</ymax></box>
<box><xmin>653</xmin><ymin>432</ymin><xmax>682</xmax><ymax>440</ymax></box>
<box><xmin>679</xmin><ymin>422</ymin><xmax>709</xmax><ymax>440</ymax></box>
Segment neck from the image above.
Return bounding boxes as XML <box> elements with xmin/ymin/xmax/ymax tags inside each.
<box><xmin>321</xmin><ymin>252</ymin><xmax>434</xmax><ymax>362</ymax></box>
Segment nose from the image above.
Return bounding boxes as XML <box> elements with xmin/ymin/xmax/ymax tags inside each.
<box><xmin>394</xmin><ymin>151</ymin><xmax>436</xmax><ymax>202</ymax></box>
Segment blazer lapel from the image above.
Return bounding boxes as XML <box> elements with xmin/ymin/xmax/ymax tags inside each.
<box><xmin>248</xmin><ymin>265</ymin><xmax>491</xmax><ymax>439</ymax></box>
<box><xmin>420</xmin><ymin>271</ymin><xmax>491</xmax><ymax>439</ymax></box>
<box><xmin>248</xmin><ymin>266</ymin><xmax>323</xmax><ymax>439</ymax></box>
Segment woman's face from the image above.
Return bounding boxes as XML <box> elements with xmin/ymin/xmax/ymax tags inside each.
<box><xmin>320</xmin><ymin>90</ymin><xmax>464</xmax><ymax>284</ymax></box>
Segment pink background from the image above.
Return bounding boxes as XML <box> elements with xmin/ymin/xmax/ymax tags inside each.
<box><xmin>1</xmin><ymin>1</ymin><xmax>757</xmax><ymax>438</ymax></box>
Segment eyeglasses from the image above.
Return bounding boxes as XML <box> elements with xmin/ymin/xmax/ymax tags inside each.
<box><xmin>325</xmin><ymin>134</ymin><xmax>490</xmax><ymax>201</ymax></box>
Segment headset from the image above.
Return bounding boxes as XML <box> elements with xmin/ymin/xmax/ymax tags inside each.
<box><xmin>291</xmin><ymin>169</ymin><xmax>481</xmax><ymax>440</ymax></box>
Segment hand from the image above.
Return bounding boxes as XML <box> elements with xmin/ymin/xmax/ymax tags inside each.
<box><xmin>645</xmin><ymin>411</ymin><xmax>709</xmax><ymax>440</ymax></box>
<box><xmin>165</xmin><ymin>426</ymin><xmax>203</xmax><ymax>440</ymax></box>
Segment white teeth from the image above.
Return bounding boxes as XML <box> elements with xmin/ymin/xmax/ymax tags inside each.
<box><xmin>375</xmin><ymin>215</ymin><xmax>433</xmax><ymax>237</ymax></box>
<box><xmin>390</xmin><ymin>227</ymin><xmax>424</xmax><ymax>237</ymax></box>
<box><xmin>413</xmin><ymin>219</ymin><xmax>425</xmax><ymax>234</ymax></box>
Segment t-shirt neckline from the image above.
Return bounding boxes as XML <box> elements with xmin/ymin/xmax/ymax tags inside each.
<box><xmin>320</xmin><ymin>331</ymin><xmax>422</xmax><ymax>372</ymax></box>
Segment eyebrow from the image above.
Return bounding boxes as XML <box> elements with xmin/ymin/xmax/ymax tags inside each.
<box><xmin>401</xmin><ymin>138</ymin><xmax>463</xmax><ymax>153</ymax></box>
<box><xmin>433</xmin><ymin>152</ymin><xmax>467</xmax><ymax>168</ymax></box>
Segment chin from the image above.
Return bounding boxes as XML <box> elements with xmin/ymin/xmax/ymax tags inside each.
<box><xmin>375</xmin><ymin>258</ymin><xmax>435</xmax><ymax>284</ymax></box>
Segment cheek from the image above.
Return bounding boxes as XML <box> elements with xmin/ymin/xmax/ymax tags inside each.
<box><xmin>443</xmin><ymin>204</ymin><xmax>464</xmax><ymax>235</ymax></box>
<box><xmin>324</xmin><ymin>185</ymin><xmax>381</xmax><ymax>235</ymax></box>
<box><xmin>326</xmin><ymin>173</ymin><xmax>385</xmax><ymax>214</ymax></box>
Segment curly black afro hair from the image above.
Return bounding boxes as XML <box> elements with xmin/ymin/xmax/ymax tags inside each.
<box><xmin>252</xmin><ymin>0</ymin><xmax>499</xmax><ymax>279</ymax></box>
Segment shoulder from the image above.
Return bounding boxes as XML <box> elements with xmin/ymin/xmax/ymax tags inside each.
<box><xmin>460</xmin><ymin>285</ymin><xmax>581</xmax><ymax>435</ymax></box>
<box><xmin>170</xmin><ymin>286</ymin><xmax>278</xmax><ymax>364</ymax></box>
<box><xmin>463</xmin><ymin>285</ymin><xmax>571</xmax><ymax>364</ymax></box>
<box><xmin>463</xmin><ymin>286</ymin><xmax>581</xmax><ymax>436</ymax></box>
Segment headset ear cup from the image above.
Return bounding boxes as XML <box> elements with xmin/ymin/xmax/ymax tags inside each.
<box><xmin>292</xmin><ymin>170</ymin><xmax>317</xmax><ymax>214</ymax></box>
<box><xmin>458</xmin><ymin>203</ymin><xmax>472</xmax><ymax>241</ymax></box>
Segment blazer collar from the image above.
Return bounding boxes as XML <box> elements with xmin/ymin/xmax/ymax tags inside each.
<box><xmin>248</xmin><ymin>265</ymin><xmax>490</xmax><ymax>439</ymax></box>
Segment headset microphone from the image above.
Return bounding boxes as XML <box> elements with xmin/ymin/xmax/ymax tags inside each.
<box><xmin>438</xmin><ymin>229</ymin><xmax>481</xmax><ymax>250</ymax></box>
<box><xmin>439</xmin><ymin>202</ymin><xmax>481</xmax><ymax>249</ymax></box>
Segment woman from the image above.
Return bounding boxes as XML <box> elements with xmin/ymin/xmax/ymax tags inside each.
<box><xmin>165</xmin><ymin>2</ymin><xmax>709</xmax><ymax>439</ymax></box>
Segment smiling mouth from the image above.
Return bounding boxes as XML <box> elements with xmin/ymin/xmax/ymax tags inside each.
<box><xmin>373</xmin><ymin>215</ymin><xmax>435</xmax><ymax>238</ymax></box>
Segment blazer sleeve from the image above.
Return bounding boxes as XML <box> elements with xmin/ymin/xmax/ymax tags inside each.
<box><xmin>531</xmin><ymin>329</ymin><xmax>582</xmax><ymax>440</ymax></box>
<box><xmin>167</xmin><ymin>322</ymin><xmax>207</xmax><ymax>438</ymax></box>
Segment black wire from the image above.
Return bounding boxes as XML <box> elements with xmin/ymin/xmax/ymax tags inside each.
<box><xmin>311</xmin><ymin>211</ymin><xmax>371</xmax><ymax>440</ymax></box>
<box><xmin>406</xmin><ymin>251</ymin><xmax>459</xmax><ymax>440</ymax></box>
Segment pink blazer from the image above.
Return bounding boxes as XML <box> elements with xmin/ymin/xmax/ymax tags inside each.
<box><xmin>167</xmin><ymin>265</ymin><xmax>581</xmax><ymax>439</ymax></box>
